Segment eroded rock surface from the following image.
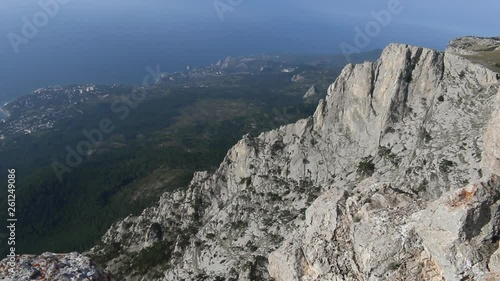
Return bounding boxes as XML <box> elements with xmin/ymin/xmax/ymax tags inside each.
<box><xmin>0</xmin><ymin>252</ymin><xmax>111</xmax><ymax>281</ymax></box>
<box><xmin>83</xmin><ymin>36</ymin><xmax>500</xmax><ymax>280</ymax></box>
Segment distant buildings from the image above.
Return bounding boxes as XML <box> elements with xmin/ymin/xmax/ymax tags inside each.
<box><xmin>0</xmin><ymin>85</ymin><xmax>111</xmax><ymax>138</ymax></box>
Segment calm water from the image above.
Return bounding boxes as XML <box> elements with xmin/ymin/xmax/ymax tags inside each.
<box><xmin>0</xmin><ymin>2</ymin><xmax>465</xmax><ymax>105</ymax></box>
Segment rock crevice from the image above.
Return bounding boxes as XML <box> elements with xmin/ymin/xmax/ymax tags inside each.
<box><xmin>86</xmin><ymin>38</ymin><xmax>500</xmax><ymax>281</ymax></box>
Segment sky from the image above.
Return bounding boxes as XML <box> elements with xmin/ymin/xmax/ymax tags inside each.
<box><xmin>0</xmin><ymin>0</ymin><xmax>498</xmax><ymax>104</ymax></box>
<box><xmin>1</xmin><ymin>0</ymin><xmax>498</xmax><ymax>44</ymax></box>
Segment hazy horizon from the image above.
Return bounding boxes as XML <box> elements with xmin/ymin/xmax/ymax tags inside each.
<box><xmin>1</xmin><ymin>0</ymin><xmax>498</xmax><ymax>104</ymax></box>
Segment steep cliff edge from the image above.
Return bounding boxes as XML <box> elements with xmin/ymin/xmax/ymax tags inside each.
<box><xmin>83</xmin><ymin>38</ymin><xmax>500</xmax><ymax>280</ymax></box>
<box><xmin>2</xmin><ymin>37</ymin><xmax>500</xmax><ymax>281</ymax></box>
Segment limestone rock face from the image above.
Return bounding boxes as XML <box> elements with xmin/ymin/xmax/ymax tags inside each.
<box><xmin>0</xmin><ymin>252</ymin><xmax>112</xmax><ymax>281</ymax></box>
<box><xmin>414</xmin><ymin>175</ymin><xmax>500</xmax><ymax>281</ymax></box>
<box><xmin>89</xmin><ymin>37</ymin><xmax>500</xmax><ymax>280</ymax></box>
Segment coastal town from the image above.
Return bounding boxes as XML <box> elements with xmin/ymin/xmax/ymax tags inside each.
<box><xmin>0</xmin><ymin>53</ymin><xmax>371</xmax><ymax>140</ymax></box>
<box><xmin>0</xmin><ymin>56</ymin><xmax>286</xmax><ymax>139</ymax></box>
<box><xmin>0</xmin><ymin>85</ymin><xmax>113</xmax><ymax>138</ymax></box>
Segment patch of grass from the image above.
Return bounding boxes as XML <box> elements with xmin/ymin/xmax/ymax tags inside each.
<box><xmin>404</xmin><ymin>73</ymin><xmax>413</xmax><ymax>83</ymax></box>
<box><xmin>354</xmin><ymin>214</ymin><xmax>362</xmax><ymax>222</ymax></box>
<box><xmin>305</xmin><ymin>185</ymin><xmax>322</xmax><ymax>205</ymax></box>
<box><xmin>378</xmin><ymin>146</ymin><xmax>399</xmax><ymax>166</ymax></box>
<box><xmin>239</xmin><ymin>177</ymin><xmax>252</xmax><ymax>186</ymax></box>
<box><xmin>463</xmin><ymin>50</ymin><xmax>500</xmax><ymax>73</ymax></box>
<box><xmin>280</xmin><ymin>209</ymin><xmax>298</xmax><ymax>222</ymax></box>
<box><xmin>246</xmin><ymin>241</ymin><xmax>258</xmax><ymax>252</ymax></box>
<box><xmin>439</xmin><ymin>159</ymin><xmax>456</xmax><ymax>174</ymax></box>
<box><xmin>131</xmin><ymin>241</ymin><xmax>174</xmax><ymax>275</ymax></box>
<box><xmin>387</xmin><ymin>262</ymin><xmax>401</xmax><ymax>271</ymax></box>
<box><xmin>231</xmin><ymin>220</ymin><xmax>248</xmax><ymax>230</ymax></box>
<box><xmin>357</xmin><ymin>157</ymin><xmax>375</xmax><ymax>177</ymax></box>
<box><xmin>416</xmin><ymin>179</ymin><xmax>428</xmax><ymax>194</ymax></box>
<box><xmin>385</xmin><ymin>126</ymin><xmax>396</xmax><ymax>134</ymax></box>
<box><xmin>270</xmin><ymin>139</ymin><xmax>286</xmax><ymax>155</ymax></box>
<box><xmin>267</xmin><ymin>192</ymin><xmax>282</xmax><ymax>202</ymax></box>
<box><xmin>459</xmin><ymin>70</ymin><xmax>466</xmax><ymax>78</ymax></box>
<box><xmin>419</xmin><ymin>128</ymin><xmax>432</xmax><ymax>143</ymax></box>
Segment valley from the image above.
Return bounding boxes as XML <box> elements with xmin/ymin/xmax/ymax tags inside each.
<box><xmin>0</xmin><ymin>52</ymin><xmax>380</xmax><ymax>256</ymax></box>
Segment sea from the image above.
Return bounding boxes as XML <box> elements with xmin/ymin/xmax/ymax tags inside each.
<box><xmin>0</xmin><ymin>2</ymin><xmax>465</xmax><ymax>106</ymax></box>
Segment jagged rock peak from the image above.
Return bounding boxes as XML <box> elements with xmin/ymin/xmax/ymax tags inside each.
<box><xmin>85</xmin><ymin>38</ymin><xmax>500</xmax><ymax>280</ymax></box>
<box><xmin>271</xmin><ymin>40</ymin><xmax>500</xmax><ymax>280</ymax></box>
<box><xmin>303</xmin><ymin>85</ymin><xmax>319</xmax><ymax>101</ymax></box>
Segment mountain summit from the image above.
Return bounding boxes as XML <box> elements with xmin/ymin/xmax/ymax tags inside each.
<box><xmin>3</xmin><ymin>36</ymin><xmax>500</xmax><ymax>281</ymax></box>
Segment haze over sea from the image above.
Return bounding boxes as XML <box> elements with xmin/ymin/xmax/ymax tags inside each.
<box><xmin>0</xmin><ymin>0</ymin><xmax>498</xmax><ymax>107</ymax></box>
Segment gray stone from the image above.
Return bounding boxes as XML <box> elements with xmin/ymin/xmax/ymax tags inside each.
<box><xmin>31</xmin><ymin>36</ymin><xmax>500</xmax><ymax>281</ymax></box>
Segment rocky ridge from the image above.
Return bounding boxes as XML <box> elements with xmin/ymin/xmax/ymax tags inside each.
<box><xmin>0</xmin><ymin>252</ymin><xmax>111</xmax><ymax>280</ymax></box>
<box><xmin>3</xmin><ymin>37</ymin><xmax>500</xmax><ymax>280</ymax></box>
<box><xmin>303</xmin><ymin>85</ymin><xmax>320</xmax><ymax>103</ymax></box>
<box><xmin>447</xmin><ymin>36</ymin><xmax>500</xmax><ymax>55</ymax></box>
<box><xmin>85</xmin><ymin>37</ymin><xmax>500</xmax><ymax>280</ymax></box>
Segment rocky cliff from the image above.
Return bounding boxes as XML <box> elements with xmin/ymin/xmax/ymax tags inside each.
<box><xmin>3</xmin><ymin>37</ymin><xmax>500</xmax><ymax>281</ymax></box>
<box><xmin>0</xmin><ymin>253</ymin><xmax>112</xmax><ymax>280</ymax></box>
<box><xmin>84</xmin><ymin>37</ymin><xmax>500</xmax><ymax>280</ymax></box>
<box><xmin>303</xmin><ymin>85</ymin><xmax>320</xmax><ymax>103</ymax></box>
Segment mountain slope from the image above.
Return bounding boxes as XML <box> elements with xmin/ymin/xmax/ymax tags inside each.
<box><xmin>84</xmin><ymin>38</ymin><xmax>500</xmax><ymax>280</ymax></box>
<box><xmin>3</xmin><ymin>37</ymin><xmax>500</xmax><ymax>280</ymax></box>
<box><xmin>1</xmin><ymin>54</ymin><xmax>354</xmax><ymax>256</ymax></box>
